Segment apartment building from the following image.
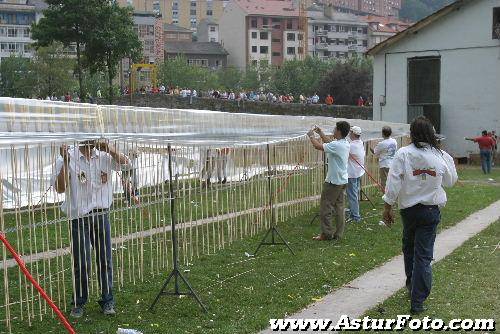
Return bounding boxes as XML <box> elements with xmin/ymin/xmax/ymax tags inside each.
<box><xmin>363</xmin><ymin>15</ymin><xmax>410</xmax><ymax>48</ymax></box>
<box><xmin>197</xmin><ymin>18</ymin><xmax>219</xmax><ymax>42</ymax></box>
<box><xmin>220</xmin><ymin>0</ymin><xmax>304</xmax><ymax>69</ymax></box>
<box><xmin>308</xmin><ymin>4</ymin><xmax>368</xmax><ymax>60</ymax></box>
<box><xmin>317</xmin><ymin>0</ymin><xmax>402</xmax><ymax>17</ymax></box>
<box><xmin>118</xmin><ymin>0</ymin><xmax>227</xmax><ymax>31</ymax></box>
<box><xmin>120</xmin><ymin>11</ymin><xmax>164</xmax><ymax>89</ymax></box>
<box><xmin>0</xmin><ymin>0</ymin><xmax>46</xmax><ymax>61</ymax></box>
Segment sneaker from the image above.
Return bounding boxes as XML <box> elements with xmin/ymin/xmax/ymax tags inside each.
<box><xmin>410</xmin><ymin>304</ymin><xmax>427</xmax><ymax>315</ymax></box>
<box><xmin>102</xmin><ymin>303</ymin><xmax>116</xmax><ymax>316</ymax></box>
<box><xmin>70</xmin><ymin>306</ymin><xmax>84</xmax><ymax>318</ymax></box>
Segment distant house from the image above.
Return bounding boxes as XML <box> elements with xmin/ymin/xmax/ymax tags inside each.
<box><xmin>198</xmin><ymin>18</ymin><xmax>219</xmax><ymax>43</ymax></box>
<box><xmin>368</xmin><ymin>0</ymin><xmax>500</xmax><ymax>158</ymax></box>
<box><xmin>164</xmin><ymin>23</ymin><xmax>194</xmax><ymax>43</ymax></box>
<box><xmin>165</xmin><ymin>42</ymin><xmax>228</xmax><ymax>69</ymax></box>
<box><xmin>363</xmin><ymin>15</ymin><xmax>411</xmax><ymax>48</ymax></box>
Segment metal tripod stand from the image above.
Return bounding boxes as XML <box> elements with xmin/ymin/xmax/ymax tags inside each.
<box><xmin>149</xmin><ymin>144</ymin><xmax>208</xmax><ymax>313</ymax></box>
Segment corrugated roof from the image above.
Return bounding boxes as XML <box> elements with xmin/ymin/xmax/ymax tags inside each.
<box><xmin>234</xmin><ymin>0</ymin><xmax>299</xmax><ymax>17</ymax></box>
<box><xmin>165</xmin><ymin>42</ymin><xmax>229</xmax><ymax>55</ymax></box>
<box><xmin>164</xmin><ymin>23</ymin><xmax>193</xmax><ymax>33</ymax></box>
<box><xmin>367</xmin><ymin>0</ymin><xmax>473</xmax><ymax>55</ymax></box>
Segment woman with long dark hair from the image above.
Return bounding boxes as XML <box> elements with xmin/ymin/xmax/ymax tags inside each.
<box><xmin>382</xmin><ymin>116</ymin><xmax>458</xmax><ymax>314</ymax></box>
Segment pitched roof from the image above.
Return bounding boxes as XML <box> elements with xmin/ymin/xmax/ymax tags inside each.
<box><xmin>165</xmin><ymin>42</ymin><xmax>229</xmax><ymax>56</ymax></box>
<box><xmin>367</xmin><ymin>0</ymin><xmax>473</xmax><ymax>55</ymax></box>
<box><xmin>233</xmin><ymin>0</ymin><xmax>299</xmax><ymax>17</ymax></box>
<box><xmin>164</xmin><ymin>23</ymin><xmax>193</xmax><ymax>33</ymax></box>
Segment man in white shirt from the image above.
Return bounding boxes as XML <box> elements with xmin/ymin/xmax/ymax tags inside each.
<box><xmin>307</xmin><ymin>121</ymin><xmax>351</xmax><ymax>241</ymax></box>
<box><xmin>371</xmin><ymin>126</ymin><xmax>398</xmax><ymax>189</ymax></box>
<box><xmin>346</xmin><ymin>126</ymin><xmax>365</xmax><ymax>223</ymax></box>
<box><xmin>52</xmin><ymin>140</ymin><xmax>129</xmax><ymax>318</ymax></box>
<box><xmin>382</xmin><ymin>116</ymin><xmax>457</xmax><ymax>315</ymax></box>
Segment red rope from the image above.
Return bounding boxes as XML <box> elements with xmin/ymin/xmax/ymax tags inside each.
<box><xmin>349</xmin><ymin>154</ymin><xmax>385</xmax><ymax>193</ymax></box>
<box><xmin>0</xmin><ymin>233</ymin><xmax>76</xmax><ymax>334</ymax></box>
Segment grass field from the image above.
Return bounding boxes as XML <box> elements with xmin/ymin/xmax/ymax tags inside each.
<box><xmin>1</xmin><ymin>167</ymin><xmax>499</xmax><ymax>334</ymax></box>
<box><xmin>365</xmin><ymin>220</ymin><xmax>500</xmax><ymax>333</ymax></box>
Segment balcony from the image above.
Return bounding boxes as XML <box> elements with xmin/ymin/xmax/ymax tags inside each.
<box><xmin>327</xmin><ymin>31</ymin><xmax>348</xmax><ymax>39</ymax></box>
<box><xmin>315</xmin><ymin>29</ymin><xmax>327</xmax><ymax>36</ymax></box>
<box><xmin>328</xmin><ymin>44</ymin><xmax>348</xmax><ymax>52</ymax></box>
<box><xmin>315</xmin><ymin>42</ymin><xmax>329</xmax><ymax>50</ymax></box>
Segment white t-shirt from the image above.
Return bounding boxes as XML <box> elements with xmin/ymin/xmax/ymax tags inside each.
<box><xmin>382</xmin><ymin>143</ymin><xmax>458</xmax><ymax>209</ymax></box>
<box><xmin>347</xmin><ymin>138</ymin><xmax>365</xmax><ymax>179</ymax></box>
<box><xmin>374</xmin><ymin>137</ymin><xmax>398</xmax><ymax>169</ymax></box>
<box><xmin>51</xmin><ymin>147</ymin><xmax>120</xmax><ymax>219</ymax></box>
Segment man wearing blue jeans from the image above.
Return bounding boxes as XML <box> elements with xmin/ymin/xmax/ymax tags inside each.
<box><xmin>346</xmin><ymin>126</ymin><xmax>365</xmax><ymax>223</ymax></box>
<box><xmin>52</xmin><ymin>140</ymin><xmax>129</xmax><ymax>318</ymax></box>
<box><xmin>383</xmin><ymin>117</ymin><xmax>457</xmax><ymax>314</ymax></box>
<box><xmin>466</xmin><ymin>131</ymin><xmax>495</xmax><ymax>174</ymax></box>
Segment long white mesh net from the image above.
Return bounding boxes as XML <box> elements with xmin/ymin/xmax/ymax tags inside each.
<box><xmin>0</xmin><ymin>97</ymin><xmax>409</xmax><ymax>332</ymax></box>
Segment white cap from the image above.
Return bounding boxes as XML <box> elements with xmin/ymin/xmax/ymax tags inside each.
<box><xmin>351</xmin><ymin>126</ymin><xmax>362</xmax><ymax>136</ymax></box>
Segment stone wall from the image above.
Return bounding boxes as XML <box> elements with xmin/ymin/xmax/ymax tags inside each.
<box><xmin>101</xmin><ymin>94</ymin><xmax>373</xmax><ymax>120</ymax></box>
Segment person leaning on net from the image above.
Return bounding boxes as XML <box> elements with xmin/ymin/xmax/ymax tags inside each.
<box><xmin>307</xmin><ymin>121</ymin><xmax>350</xmax><ymax>241</ymax></box>
<box><xmin>51</xmin><ymin>140</ymin><xmax>129</xmax><ymax>318</ymax></box>
<box><xmin>382</xmin><ymin>116</ymin><xmax>457</xmax><ymax>315</ymax></box>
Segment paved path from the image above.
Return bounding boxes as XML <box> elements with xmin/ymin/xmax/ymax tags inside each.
<box><xmin>261</xmin><ymin>200</ymin><xmax>500</xmax><ymax>333</ymax></box>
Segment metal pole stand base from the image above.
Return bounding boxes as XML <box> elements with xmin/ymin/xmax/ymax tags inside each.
<box><xmin>149</xmin><ymin>267</ymin><xmax>208</xmax><ymax>313</ymax></box>
<box><xmin>253</xmin><ymin>225</ymin><xmax>295</xmax><ymax>256</ymax></box>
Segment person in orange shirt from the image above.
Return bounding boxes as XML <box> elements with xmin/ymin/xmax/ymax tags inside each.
<box><xmin>325</xmin><ymin>94</ymin><xmax>334</xmax><ymax>105</ymax></box>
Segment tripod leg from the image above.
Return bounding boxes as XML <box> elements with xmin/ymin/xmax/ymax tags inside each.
<box><xmin>253</xmin><ymin>225</ymin><xmax>273</xmax><ymax>256</ymax></box>
<box><xmin>272</xmin><ymin>226</ymin><xmax>295</xmax><ymax>255</ymax></box>
<box><xmin>178</xmin><ymin>271</ymin><xmax>208</xmax><ymax>313</ymax></box>
<box><xmin>149</xmin><ymin>270</ymin><xmax>175</xmax><ymax>311</ymax></box>
<box><xmin>361</xmin><ymin>189</ymin><xmax>376</xmax><ymax>210</ymax></box>
<box><xmin>309</xmin><ymin>213</ymin><xmax>319</xmax><ymax>225</ymax></box>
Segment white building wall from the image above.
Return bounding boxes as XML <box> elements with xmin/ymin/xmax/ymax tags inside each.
<box><xmin>372</xmin><ymin>0</ymin><xmax>500</xmax><ymax>157</ymax></box>
<box><xmin>283</xmin><ymin>30</ymin><xmax>301</xmax><ymax>61</ymax></box>
<box><xmin>219</xmin><ymin>1</ymin><xmax>246</xmax><ymax>69</ymax></box>
<box><xmin>248</xmin><ymin>29</ymin><xmax>271</xmax><ymax>64</ymax></box>
<box><xmin>208</xmin><ymin>24</ymin><xmax>219</xmax><ymax>42</ymax></box>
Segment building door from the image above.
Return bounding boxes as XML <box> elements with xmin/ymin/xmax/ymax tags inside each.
<box><xmin>407</xmin><ymin>56</ymin><xmax>441</xmax><ymax>133</ymax></box>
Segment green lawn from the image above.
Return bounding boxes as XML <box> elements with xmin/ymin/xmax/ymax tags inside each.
<box><xmin>365</xmin><ymin>220</ymin><xmax>500</xmax><ymax>332</ymax></box>
<box><xmin>1</xmin><ymin>168</ymin><xmax>499</xmax><ymax>334</ymax></box>
<box><xmin>455</xmin><ymin>165</ymin><xmax>500</xmax><ymax>182</ymax></box>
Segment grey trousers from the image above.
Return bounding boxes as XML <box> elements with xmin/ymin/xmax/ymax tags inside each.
<box><xmin>319</xmin><ymin>182</ymin><xmax>346</xmax><ymax>239</ymax></box>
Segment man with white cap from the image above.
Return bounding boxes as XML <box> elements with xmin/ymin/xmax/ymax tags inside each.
<box><xmin>346</xmin><ymin>126</ymin><xmax>365</xmax><ymax>223</ymax></box>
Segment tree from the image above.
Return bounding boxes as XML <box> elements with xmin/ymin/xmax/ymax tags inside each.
<box><xmin>31</xmin><ymin>0</ymin><xmax>100</xmax><ymax>99</ymax></box>
<box><xmin>216</xmin><ymin>67</ymin><xmax>242</xmax><ymax>91</ymax></box>
<box><xmin>158</xmin><ymin>56</ymin><xmax>210</xmax><ymax>90</ymax></box>
<box><xmin>85</xmin><ymin>2</ymin><xmax>142</xmax><ymax>104</ymax></box>
<box><xmin>32</xmin><ymin>43</ymin><xmax>77</xmax><ymax>98</ymax></box>
<box><xmin>240</xmin><ymin>65</ymin><xmax>260</xmax><ymax>91</ymax></box>
<box><xmin>317</xmin><ymin>56</ymin><xmax>373</xmax><ymax>105</ymax></box>
<box><xmin>0</xmin><ymin>56</ymin><xmax>35</xmax><ymax>98</ymax></box>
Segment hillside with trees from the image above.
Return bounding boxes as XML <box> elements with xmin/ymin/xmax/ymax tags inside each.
<box><xmin>399</xmin><ymin>0</ymin><xmax>454</xmax><ymax>22</ymax></box>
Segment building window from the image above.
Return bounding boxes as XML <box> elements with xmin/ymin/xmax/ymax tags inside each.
<box><xmin>153</xmin><ymin>1</ymin><xmax>160</xmax><ymax>14</ymax></box>
<box><xmin>271</xmin><ymin>38</ymin><xmax>280</xmax><ymax>42</ymax></box>
<box><xmin>210</xmin><ymin>26</ymin><xmax>216</xmax><ymax>32</ymax></box>
<box><xmin>172</xmin><ymin>10</ymin><xmax>178</xmax><ymax>18</ymax></box>
<box><xmin>363</xmin><ymin>40</ymin><xmax>367</xmax><ymax>47</ymax></box>
<box><xmin>172</xmin><ymin>2</ymin><xmax>178</xmax><ymax>10</ymax></box>
<box><xmin>188</xmin><ymin>59</ymin><xmax>208</xmax><ymax>67</ymax></box>
<box><xmin>272</xmin><ymin>52</ymin><xmax>280</xmax><ymax>57</ymax></box>
<box><xmin>260</xmin><ymin>46</ymin><xmax>268</xmax><ymax>54</ymax></box>
<box><xmin>287</xmin><ymin>47</ymin><xmax>295</xmax><ymax>55</ymax></box>
<box><xmin>287</xmin><ymin>33</ymin><xmax>295</xmax><ymax>41</ymax></box>
<box><xmin>251</xmin><ymin>31</ymin><xmax>257</xmax><ymax>38</ymax></box>
<box><xmin>251</xmin><ymin>19</ymin><xmax>257</xmax><ymax>28</ymax></box>
<box><xmin>190</xmin><ymin>18</ymin><xmax>197</xmax><ymax>28</ymax></box>
<box><xmin>298</xmin><ymin>47</ymin><xmax>303</xmax><ymax>54</ymax></box>
<box><xmin>260</xmin><ymin>31</ymin><xmax>268</xmax><ymax>40</ymax></box>
<box><xmin>251</xmin><ymin>45</ymin><xmax>257</xmax><ymax>53</ymax></box>
<box><xmin>263</xmin><ymin>17</ymin><xmax>268</xmax><ymax>26</ymax></box>
<box><xmin>190</xmin><ymin>9</ymin><xmax>196</xmax><ymax>16</ymax></box>
<box><xmin>190</xmin><ymin>1</ymin><xmax>196</xmax><ymax>6</ymax></box>
<box><xmin>8</xmin><ymin>28</ymin><xmax>16</xmax><ymax>37</ymax></box>
<box><xmin>297</xmin><ymin>33</ymin><xmax>303</xmax><ymax>41</ymax></box>
<box><xmin>493</xmin><ymin>7</ymin><xmax>500</xmax><ymax>39</ymax></box>
<box><xmin>408</xmin><ymin>57</ymin><xmax>441</xmax><ymax>105</ymax></box>
<box><xmin>210</xmin><ymin>37</ymin><xmax>216</xmax><ymax>42</ymax></box>
<box><xmin>207</xmin><ymin>9</ymin><xmax>213</xmax><ymax>16</ymax></box>
<box><xmin>286</xmin><ymin>20</ymin><xmax>292</xmax><ymax>29</ymax></box>
<box><xmin>173</xmin><ymin>19</ymin><xmax>179</xmax><ymax>24</ymax></box>
<box><xmin>272</xmin><ymin>18</ymin><xmax>280</xmax><ymax>23</ymax></box>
